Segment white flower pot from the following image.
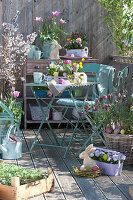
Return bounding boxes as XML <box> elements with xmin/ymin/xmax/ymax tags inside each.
<box><xmin>66</xmin><ymin>47</ymin><xmax>88</xmax><ymax>57</ymax></box>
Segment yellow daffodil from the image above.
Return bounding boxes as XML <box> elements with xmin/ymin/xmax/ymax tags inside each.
<box><xmin>67</xmin><ymin>38</ymin><xmax>71</xmax><ymax>41</ymax></box>
<box><xmin>82</xmin><ymin>58</ymin><xmax>85</xmax><ymax>61</ymax></box>
<box><xmin>73</xmin><ymin>62</ymin><xmax>76</xmax><ymax>65</ymax></box>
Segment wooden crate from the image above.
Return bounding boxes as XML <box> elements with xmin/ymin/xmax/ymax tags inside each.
<box><xmin>129</xmin><ymin>186</ymin><xmax>133</xmax><ymax>199</ymax></box>
<box><xmin>0</xmin><ymin>160</ymin><xmax>54</xmax><ymax>200</ymax></box>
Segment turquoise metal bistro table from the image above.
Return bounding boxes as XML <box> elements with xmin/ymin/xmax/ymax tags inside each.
<box><xmin>25</xmin><ymin>82</ymin><xmax>105</xmax><ymax>158</ymax></box>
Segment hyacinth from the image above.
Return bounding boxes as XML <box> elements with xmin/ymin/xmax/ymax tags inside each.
<box><xmin>0</xmin><ymin>11</ymin><xmax>37</xmax><ymax>87</ymax></box>
<box><xmin>90</xmin><ymin>149</ymin><xmax>126</xmax><ymax>164</ymax></box>
<box><xmin>85</xmin><ymin>89</ymin><xmax>133</xmax><ymax>134</ymax></box>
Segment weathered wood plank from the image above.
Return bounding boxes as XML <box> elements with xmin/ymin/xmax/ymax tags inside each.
<box><xmin>18</xmin><ymin>130</ymin><xmax>45</xmax><ymax>200</ymax></box>
<box><xmin>40</xmin><ymin>128</ymin><xmax>108</xmax><ymax>200</ymax></box>
<box><xmin>49</xmin><ymin>128</ymin><xmax>130</xmax><ymax>200</ymax></box>
<box><xmin>33</xmin><ymin>128</ymin><xmax>87</xmax><ymax>200</ymax></box>
<box><xmin>23</xmin><ymin>129</ymin><xmax>66</xmax><ymax>200</ymax></box>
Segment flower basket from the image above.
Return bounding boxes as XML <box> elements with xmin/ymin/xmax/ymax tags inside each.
<box><xmin>29</xmin><ymin>104</ymin><xmax>49</xmax><ymax>121</ymax></box>
<box><xmin>95</xmin><ymin>160</ymin><xmax>123</xmax><ymax>176</ymax></box>
<box><xmin>73</xmin><ymin>167</ymin><xmax>103</xmax><ymax>178</ymax></box>
<box><xmin>93</xmin><ymin>147</ymin><xmax>124</xmax><ymax>176</ymax></box>
<box><xmin>103</xmin><ymin>132</ymin><xmax>133</xmax><ymax>165</ymax></box>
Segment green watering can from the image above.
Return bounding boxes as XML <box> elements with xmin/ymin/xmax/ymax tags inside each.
<box><xmin>27</xmin><ymin>45</ymin><xmax>39</xmax><ymax>59</ymax></box>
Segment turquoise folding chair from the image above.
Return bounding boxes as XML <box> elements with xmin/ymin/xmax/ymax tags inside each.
<box><xmin>56</xmin><ymin>63</ymin><xmax>116</xmax><ymax>157</ymax></box>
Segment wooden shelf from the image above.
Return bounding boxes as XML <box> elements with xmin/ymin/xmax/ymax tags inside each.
<box><xmin>24</xmin><ymin>58</ymin><xmax>98</xmax><ymax>129</ymax></box>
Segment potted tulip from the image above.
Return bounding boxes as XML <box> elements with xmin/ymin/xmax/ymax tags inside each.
<box><xmin>35</xmin><ymin>11</ymin><xmax>67</xmax><ymax>59</ymax></box>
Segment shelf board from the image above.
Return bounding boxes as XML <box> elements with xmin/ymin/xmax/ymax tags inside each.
<box><xmin>27</xmin><ymin>119</ymin><xmax>88</xmax><ymax>123</ymax></box>
<box><xmin>25</xmin><ymin>96</ymin><xmax>85</xmax><ymax>100</ymax></box>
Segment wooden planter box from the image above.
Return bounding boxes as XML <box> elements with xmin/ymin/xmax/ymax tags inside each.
<box><xmin>0</xmin><ymin>161</ymin><xmax>54</xmax><ymax>200</ymax></box>
<box><xmin>129</xmin><ymin>186</ymin><xmax>133</xmax><ymax>199</ymax></box>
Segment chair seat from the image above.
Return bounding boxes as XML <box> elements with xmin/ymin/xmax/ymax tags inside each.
<box><xmin>56</xmin><ymin>98</ymin><xmax>95</xmax><ymax>107</ymax></box>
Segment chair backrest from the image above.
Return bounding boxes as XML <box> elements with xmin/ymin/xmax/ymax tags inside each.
<box><xmin>81</xmin><ymin>63</ymin><xmax>100</xmax><ymax>82</ymax></box>
<box><xmin>82</xmin><ymin>63</ymin><xmax>116</xmax><ymax>98</ymax></box>
<box><xmin>116</xmin><ymin>66</ymin><xmax>129</xmax><ymax>89</ymax></box>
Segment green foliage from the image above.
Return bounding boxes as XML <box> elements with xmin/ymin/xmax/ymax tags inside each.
<box><xmin>98</xmin><ymin>0</ymin><xmax>133</xmax><ymax>56</ymax></box>
<box><xmin>0</xmin><ymin>162</ymin><xmax>47</xmax><ymax>186</ymax></box>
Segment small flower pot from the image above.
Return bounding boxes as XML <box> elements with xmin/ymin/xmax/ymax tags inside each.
<box><xmin>95</xmin><ymin>160</ymin><xmax>123</xmax><ymax>176</ymax></box>
<box><xmin>66</xmin><ymin>47</ymin><xmax>88</xmax><ymax>57</ymax></box>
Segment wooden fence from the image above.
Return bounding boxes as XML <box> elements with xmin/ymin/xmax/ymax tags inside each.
<box><xmin>0</xmin><ymin>0</ymin><xmax>117</xmax><ymax>63</ymax></box>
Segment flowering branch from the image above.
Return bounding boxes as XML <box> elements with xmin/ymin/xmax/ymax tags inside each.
<box><xmin>0</xmin><ymin>11</ymin><xmax>37</xmax><ymax>87</ymax></box>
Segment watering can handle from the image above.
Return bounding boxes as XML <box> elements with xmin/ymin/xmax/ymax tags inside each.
<box><xmin>5</xmin><ymin>124</ymin><xmax>21</xmax><ymax>142</ymax></box>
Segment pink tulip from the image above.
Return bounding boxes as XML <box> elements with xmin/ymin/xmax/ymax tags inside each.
<box><xmin>52</xmin><ymin>11</ymin><xmax>60</xmax><ymax>17</ymax></box>
<box><xmin>13</xmin><ymin>91</ymin><xmax>20</xmax><ymax>98</ymax></box>
<box><xmin>76</xmin><ymin>37</ymin><xmax>82</xmax><ymax>44</ymax></box>
<box><xmin>65</xmin><ymin>60</ymin><xmax>71</xmax><ymax>64</ymax></box>
<box><xmin>60</xmin><ymin>18</ymin><xmax>66</xmax><ymax>24</ymax></box>
<box><xmin>35</xmin><ymin>17</ymin><xmax>43</xmax><ymax>22</ymax></box>
<box><xmin>73</xmin><ymin>68</ymin><xmax>76</xmax><ymax>72</ymax></box>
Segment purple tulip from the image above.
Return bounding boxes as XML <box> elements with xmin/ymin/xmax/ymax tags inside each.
<box><xmin>95</xmin><ymin>98</ymin><xmax>100</xmax><ymax>104</ymax></box>
<box><xmin>108</xmin><ymin>94</ymin><xmax>113</xmax><ymax>100</ymax></box>
<box><xmin>102</xmin><ymin>95</ymin><xmax>107</xmax><ymax>100</ymax></box>
<box><xmin>120</xmin><ymin>89</ymin><xmax>124</xmax><ymax>93</ymax></box>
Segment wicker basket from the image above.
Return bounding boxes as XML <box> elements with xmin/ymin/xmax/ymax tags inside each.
<box><xmin>73</xmin><ymin>167</ymin><xmax>103</xmax><ymax>178</ymax></box>
<box><xmin>103</xmin><ymin>132</ymin><xmax>133</xmax><ymax>165</ymax></box>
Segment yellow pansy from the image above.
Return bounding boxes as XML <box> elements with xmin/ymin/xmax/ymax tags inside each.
<box><xmin>67</xmin><ymin>38</ymin><xmax>71</xmax><ymax>41</ymax></box>
<box><xmin>82</xmin><ymin>58</ymin><xmax>85</xmax><ymax>61</ymax></box>
<box><xmin>79</xmin><ymin>62</ymin><xmax>82</xmax><ymax>65</ymax></box>
<box><xmin>80</xmin><ymin>65</ymin><xmax>83</xmax><ymax>68</ymax></box>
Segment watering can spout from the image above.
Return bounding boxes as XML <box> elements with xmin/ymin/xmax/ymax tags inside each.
<box><xmin>0</xmin><ymin>145</ymin><xmax>8</xmax><ymax>155</ymax></box>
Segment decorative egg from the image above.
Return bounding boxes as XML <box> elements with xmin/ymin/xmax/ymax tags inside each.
<box><xmin>106</xmin><ymin>127</ymin><xmax>112</xmax><ymax>134</ymax></box>
<box><xmin>120</xmin><ymin>129</ymin><xmax>125</xmax><ymax>134</ymax></box>
<box><xmin>80</xmin><ymin>165</ymin><xmax>84</xmax><ymax>171</ymax></box>
<box><xmin>92</xmin><ymin>166</ymin><xmax>99</xmax><ymax>171</ymax></box>
<box><xmin>59</xmin><ymin>78</ymin><xmax>64</xmax><ymax>84</ymax></box>
<box><xmin>114</xmin><ymin>128</ymin><xmax>120</xmax><ymax>134</ymax></box>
